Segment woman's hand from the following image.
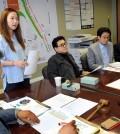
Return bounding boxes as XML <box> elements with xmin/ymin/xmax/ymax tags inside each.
<box><xmin>13</xmin><ymin>60</ymin><xmax>28</xmax><ymax>67</ymax></box>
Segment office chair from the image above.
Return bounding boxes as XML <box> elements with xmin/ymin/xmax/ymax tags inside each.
<box><xmin>80</xmin><ymin>53</ymin><xmax>91</xmax><ymax>71</ymax></box>
<box><xmin>113</xmin><ymin>43</ymin><xmax>120</xmax><ymax>62</ymax></box>
<box><xmin>42</xmin><ymin>65</ymin><xmax>48</xmax><ymax>79</ymax></box>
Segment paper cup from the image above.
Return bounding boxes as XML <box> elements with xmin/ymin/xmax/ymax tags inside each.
<box><xmin>54</xmin><ymin>77</ymin><xmax>62</xmax><ymax>87</ymax></box>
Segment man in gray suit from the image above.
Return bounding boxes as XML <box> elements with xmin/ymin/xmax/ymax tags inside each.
<box><xmin>87</xmin><ymin>27</ymin><xmax>114</xmax><ymax>70</ymax></box>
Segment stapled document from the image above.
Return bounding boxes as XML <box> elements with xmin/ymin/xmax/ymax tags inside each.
<box><xmin>9</xmin><ymin>96</ymin><xmax>50</xmax><ymax>116</ymax></box>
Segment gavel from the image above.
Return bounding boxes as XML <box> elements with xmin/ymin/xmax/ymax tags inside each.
<box><xmin>86</xmin><ymin>99</ymin><xmax>110</xmax><ymax>121</ymax></box>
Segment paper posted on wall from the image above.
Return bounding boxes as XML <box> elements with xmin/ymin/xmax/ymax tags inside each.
<box><xmin>24</xmin><ymin>51</ymin><xmax>39</xmax><ymax>75</ymax></box>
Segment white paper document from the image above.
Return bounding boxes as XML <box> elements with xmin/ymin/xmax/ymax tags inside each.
<box><xmin>103</xmin><ymin>62</ymin><xmax>120</xmax><ymax>72</ymax></box>
<box><xmin>106</xmin><ymin>79</ymin><xmax>120</xmax><ymax>90</ymax></box>
<box><xmin>32</xmin><ymin>109</ymin><xmax>99</xmax><ymax>134</ymax></box>
<box><xmin>90</xmin><ymin>66</ymin><xmax>102</xmax><ymax>73</ymax></box>
<box><xmin>81</xmin><ymin>66</ymin><xmax>102</xmax><ymax>76</ymax></box>
<box><xmin>43</xmin><ymin>93</ymin><xmax>76</xmax><ymax>108</ymax></box>
<box><xmin>53</xmin><ymin>116</ymin><xmax>99</xmax><ymax>134</ymax></box>
<box><xmin>32</xmin><ymin>108</ymin><xmax>72</xmax><ymax>134</ymax></box>
<box><xmin>0</xmin><ymin>100</ymin><xmax>13</xmax><ymax>109</ymax></box>
<box><xmin>67</xmin><ymin>117</ymin><xmax>100</xmax><ymax>134</ymax></box>
<box><xmin>61</xmin><ymin>98</ymin><xmax>98</xmax><ymax>116</ymax></box>
<box><xmin>9</xmin><ymin>96</ymin><xmax>49</xmax><ymax>116</ymax></box>
<box><xmin>24</xmin><ymin>51</ymin><xmax>39</xmax><ymax>75</ymax></box>
<box><xmin>109</xmin><ymin>62</ymin><xmax>120</xmax><ymax>67</ymax></box>
<box><xmin>103</xmin><ymin>66</ymin><xmax>120</xmax><ymax>72</ymax></box>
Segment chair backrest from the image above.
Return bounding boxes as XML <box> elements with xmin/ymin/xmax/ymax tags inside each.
<box><xmin>113</xmin><ymin>43</ymin><xmax>120</xmax><ymax>62</ymax></box>
<box><xmin>42</xmin><ymin>66</ymin><xmax>48</xmax><ymax>79</ymax></box>
<box><xmin>80</xmin><ymin>53</ymin><xmax>90</xmax><ymax>71</ymax></box>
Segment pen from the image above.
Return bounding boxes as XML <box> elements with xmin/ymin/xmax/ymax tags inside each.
<box><xmin>58</xmin><ymin>121</ymin><xmax>81</xmax><ymax>126</ymax></box>
<box><xmin>110</xmin><ymin>122</ymin><xmax>120</xmax><ymax>130</ymax></box>
<box><xmin>58</xmin><ymin>122</ymin><xmax>67</xmax><ymax>126</ymax></box>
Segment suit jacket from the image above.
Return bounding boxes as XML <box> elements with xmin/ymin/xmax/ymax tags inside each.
<box><xmin>87</xmin><ymin>41</ymin><xmax>114</xmax><ymax>70</ymax></box>
<box><xmin>0</xmin><ymin>109</ymin><xmax>16</xmax><ymax>134</ymax></box>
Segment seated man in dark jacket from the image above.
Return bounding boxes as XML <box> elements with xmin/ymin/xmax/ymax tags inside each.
<box><xmin>47</xmin><ymin>36</ymin><xmax>88</xmax><ymax>81</ymax></box>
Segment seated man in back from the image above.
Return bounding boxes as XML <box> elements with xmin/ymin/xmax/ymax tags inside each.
<box><xmin>87</xmin><ymin>27</ymin><xmax>114</xmax><ymax>70</ymax></box>
<box><xmin>47</xmin><ymin>36</ymin><xmax>88</xmax><ymax>81</ymax></box>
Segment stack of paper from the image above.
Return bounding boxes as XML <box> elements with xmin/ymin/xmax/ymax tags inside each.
<box><xmin>103</xmin><ymin>62</ymin><xmax>120</xmax><ymax>72</ymax></box>
<box><xmin>109</xmin><ymin>62</ymin><xmax>120</xmax><ymax>67</ymax></box>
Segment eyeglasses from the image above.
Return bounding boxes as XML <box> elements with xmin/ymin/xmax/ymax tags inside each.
<box><xmin>57</xmin><ymin>43</ymin><xmax>67</xmax><ymax>47</ymax></box>
<box><xmin>101</xmin><ymin>36</ymin><xmax>110</xmax><ymax>40</ymax></box>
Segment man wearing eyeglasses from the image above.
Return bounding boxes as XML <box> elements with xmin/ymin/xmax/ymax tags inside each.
<box><xmin>87</xmin><ymin>27</ymin><xmax>114</xmax><ymax>70</ymax></box>
<box><xmin>47</xmin><ymin>36</ymin><xmax>88</xmax><ymax>82</ymax></box>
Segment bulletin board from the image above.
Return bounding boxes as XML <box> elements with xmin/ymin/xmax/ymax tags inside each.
<box><xmin>64</xmin><ymin>0</ymin><xmax>94</xmax><ymax>30</ymax></box>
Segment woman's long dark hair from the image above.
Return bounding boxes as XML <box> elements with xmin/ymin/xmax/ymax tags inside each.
<box><xmin>0</xmin><ymin>8</ymin><xmax>25</xmax><ymax>52</ymax></box>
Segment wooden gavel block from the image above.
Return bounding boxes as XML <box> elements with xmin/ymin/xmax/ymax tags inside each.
<box><xmin>86</xmin><ymin>99</ymin><xmax>110</xmax><ymax>121</ymax></box>
<box><xmin>97</xmin><ymin>105</ymin><xmax>110</xmax><ymax>115</ymax></box>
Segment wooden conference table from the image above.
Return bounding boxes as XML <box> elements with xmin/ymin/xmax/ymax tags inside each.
<box><xmin>0</xmin><ymin>78</ymin><xmax>120</xmax><ymax>134</ymax></box>
<box><xmin>80</xmin><ymin>69</ymin><xmax>120</xmax><ymax>97</ymax></box>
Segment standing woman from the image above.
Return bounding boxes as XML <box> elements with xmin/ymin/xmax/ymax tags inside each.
<box><xmin>0</xmin><ymin>8</ymin><xmax>30</xmax><ymax>92</ymax></box>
